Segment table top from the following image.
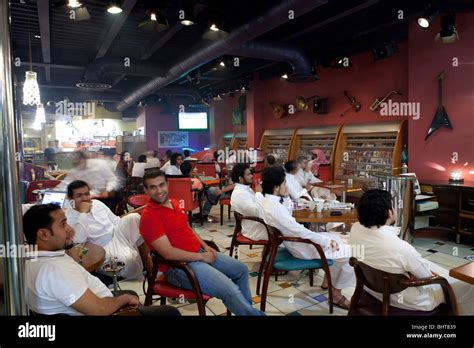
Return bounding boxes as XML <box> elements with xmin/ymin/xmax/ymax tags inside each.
<box><xmin>199</xmin><ymin>176</ymin><xmax>221</xmax><ymax>186</ymax></box>
<box><xmin>315</xmin><ymin>180</ymin><xmax>364</xmax><ymax>193</ymax></box>
<box><xmin>449</xmin><ymin>262</ymin><xmax>474</xmax><ymax>285</ymax></box>
<box><xmin>293</xmin><ymin>208</ymin><xmax>358</xmax><ymax>223</ymax></box>
<box><xmin>420</xmin><ymin>180</ymin><xmax>474</xmax><ymax>189</ymax></box>
<box><xmin>66</xmin><ymin>242</ymin><xmax>106</xmax><ymax>272</ymax></box>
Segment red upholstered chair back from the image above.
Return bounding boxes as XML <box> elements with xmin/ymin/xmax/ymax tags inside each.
<box><xmin>167</xmin><ymin>178</ymin><xmax>197</xmax><ymax>211</ymax></box>
<box><xmin>253</xmin><ymin>161</ymin><xmax>265</xmax><ymax>173</ymax></box>
<box><xmin>127</xmin><ymin>194</ymin><xmax>149</xmax><ymax>209</ymax></box>
<box><xmin>194</xmin><ymin>163</ymin><xmax>216</xmax><ymax>177</ymax></box>
<box><xmin>25</xmin><ymin>180</ymin><xmax>61</xmax><ymax>203</ymax></box>
<box><xmin>252</xmin><ymin>171</ymin><xmax>262</xmax><ymax>191</ymax></box>
<box><xmin>318</xmin><ymin>164</ymin><xmax>332</xmax><ymax>182</ymax></box>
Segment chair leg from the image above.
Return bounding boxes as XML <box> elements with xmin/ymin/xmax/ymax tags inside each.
<box><xmin>325</xmin><ymin>270</ymin><xmax>334</xmax><ymax>314</ymax></box>
<box><xmin>188</xmin><ymin>211</ymin><xmax>193</xmax><ymax>226</ymax></box>
<box><xmin>309</xmin><ymin>269</ymin><xmax>314</xmax><ymax>287</ymax></box>
<box><xmin>196</xmin><ymin>298</ymin><xmax>207</xmax><ymax>316</ymax></box>
<box><xmin>220</xmin><ymin>204</ymin><xmax>224</xmax><ymax>226</ymax></box>
<box><xmin>160</xmin><ymin>296</ymin><xmax>167</xmax><ymax>306</ymax></box>
<box><xmin>228</xmin><ymin>204</ymin><xmax>231</xmax><ymax>219</ymax></box>
<box><xmin>256</xmin><ymin>245</ymin><xmax>269</xmax><ymax>296</ymax></box>
<box><xmin>226</xmin><ymin>309</ymin><xmax>231</xmax><ymax>316</ymax></box>
<box><xmin>249</xmin><ymin>245</ymin><xmax>253</xmax><ymax>250</ymax></box>
<box><xmin>199</xmin><ymin>203</ymin><xmax>203</xmax><ymax>226</ymax></box>
<box><xmin>260</xmin><ymin>264</ymin><xmax>274</xmax><ymax>312</ymax></box>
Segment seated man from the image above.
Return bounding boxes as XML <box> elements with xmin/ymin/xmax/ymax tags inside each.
<box><xmin>230</xmin><ymin>163</ymin><xmax>267</xmax><ymax>241</ymax></box>
<box><xmin>131</xmin><ymin>154</ymin><xmax>147</xmax><ymax>178</ymax></box>
<box><xmin>65</xmin><ymin>180</ymin><xmax>152</xmax><ymax>280</ymax></box>
<box><xmin>258</xmin><ymin>166</ymin><xmax>355</xmax><ymax>309</ymax></box>
<box><xmin>285</xmin><ymin>160</ymin><xmax>334</xmax><ymax>201</ymax></box>
<box><xmin>139</xmin><ymin>170</ymin><xmax>264</xmax><ymax>316</ymax></box>
<box><xmin>23</xmin><ymin>204</ymin><xmax>179</xmax><ymax>316</ymax></box>
<box><xmin>180</xmin><ymin>161</ymin><xmax>203</xmax><ymax>191</ymax></box>
<box><xmin>183</xmin><ymin>149</ymin><xmax>198</xmax><ymax>161</ymax></box>
<box><xmin>349</xmin><ymin>189</ymin><xmax>474</xmax><ymax>314</ymax></box>
<box><xmin>164</xmin><ymin>153</ymin><xmax>183</xmax><ymax>176</ymax></box>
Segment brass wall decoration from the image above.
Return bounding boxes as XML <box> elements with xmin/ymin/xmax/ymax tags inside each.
<box><xmin>369</xmin><ymin>90</ymin><xmax>402</xmax><ymax>112</ymax></box>
<box><xmin>340</xmin><ymin>91</ymin><xmax>361</xmax><ymax>117</ymax></box>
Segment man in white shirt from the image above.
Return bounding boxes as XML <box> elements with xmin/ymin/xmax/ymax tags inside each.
<box><xmin>258</xmin><ymin>166</ymin><xmax>355</xmax><ymax>309</ymax></box>
<box><xmin>23</xmin><ymin>203</ymin><xmax>138</xmax><ymax>315</ymax></box>
<box><xmin>131</xmin><ymin>155</ymin><xmax>147</xmax><ymax>178</ymax></box>
<box><xmin>183</xmin><ymin>149</ymin><xmax>198</xmax><ymax>161</ymax></box>
<box><xmin>145</xmin><ymin>151</ymin><xmax>161</xmax><ymax>169</ymax></box>
<box><xmin>349</xmin><ymin>189</ymin><xmax>474</xmax><ymax>314</ymax></box>
<box><xmin>230</xmin><ymin>163</ymin><xmax>267</xmax><ymax>241</ymax></box>
<box><xmin>164</xmin><ymin>153</ymin><xmax>183</xmax><ymax>176</ymax></box>
<box><xmin>66</xmin><ymin>180</ymin><xmax>152</xmax><ymax>280</ymax></box>
<box><xmin>285</xmin><ymin>160</ymin><xmax>335</xmax><ymax>201</ymax></box>
<box><xmin>295</xmin><ymin>155</ymin><xmax>321</xmax><ymax>187</ymax></box>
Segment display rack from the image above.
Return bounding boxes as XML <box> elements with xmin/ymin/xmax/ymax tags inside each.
<box><xmin>289</xmin><ymin>125</ymin><xmax>342</xmax><ymax>164</ymax></box>
<box><xmin>333</xmin><ymin>121</ymin><xmax>407</xmax><ymax>181</ymax></box>
<box><xmin>231</xmin><ymin>132</ymin><xmax>247</xmax><ymax>151</ymax></box>
<box><xmin>259</xmin><ymin>128</ymin><xmax>296</xmax><ymax>163</ymax></box>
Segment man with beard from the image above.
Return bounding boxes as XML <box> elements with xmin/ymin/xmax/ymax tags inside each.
<box><xmin>139</xmin><ymin>170</ymin><xmax>264</xmax><ymax>316</ymax></box>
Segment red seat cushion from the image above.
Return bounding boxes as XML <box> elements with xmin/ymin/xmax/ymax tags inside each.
<box><xmin>219</xmin><ymin>198</ymin><xmax>231</xmax><ymax>205</ymax></box>
<box><xmin>152</xmin><ymin>276</ymin><xmax>212</xmax><ymax>300</ymax></box>
<box><xmin>236</xmin><ymin>232</ymin><xmax>268</xmax><ymax>245</ymax></box>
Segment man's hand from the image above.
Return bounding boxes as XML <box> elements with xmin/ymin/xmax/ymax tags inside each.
<box><xmin>77</xmin><ymin>201</ymin><xmax>92</xmax><ymax>213</ymax></box>
<box><xmin>122</xmin><ymin>294</ymin><xmax>140</xmax><ymax>308</ymax></box>
<box><xmin>203</xmin><ymin>243</ymin><xmax>218</xmax><ymax>257</ymax></box>
<box><xmin>200</xmin><ymin>251</ymin><xmax>217</xmax><ymax>264</ymax></box>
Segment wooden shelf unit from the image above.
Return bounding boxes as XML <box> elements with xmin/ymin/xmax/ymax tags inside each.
<box><xmin>333</xmin><ymin>121</ymin><xmax>407</xmax><ymax>182</ymax></box>
<box><xmin>231</xmin><ymin>132</ymin><xmax>247</xmax><ymax>151</ymax></box>
<box><xmin>219</xmin><ymin>133</ymin><xmax>234</xmax><ymax>150</ymax></box>
<box><xmin>288</xmin><ymin>126</ymin><xmax>342</xmax><ymax>179</ymax></box>
<box><xmin>259</xmin><ymin>128</ymin><xmax>296</xmax><ymax>163</ymax></box>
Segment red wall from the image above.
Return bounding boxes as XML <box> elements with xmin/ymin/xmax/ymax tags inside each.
<box><xmin>407</xmin><ymin>13</ymin><xmax>474</xmax><ymax>181</ymax></box>
<box><xmin>209</xmin><ymin>94</ymin><xmax>246</xmax><ymax>148</ymax></box>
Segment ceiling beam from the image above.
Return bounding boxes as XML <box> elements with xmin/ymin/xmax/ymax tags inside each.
<box><xmin>36</xmin><ymin>0</ymin><xmax>51</xmax><ymax>82</ymax></box>
<box><xmin>18</xmin><ymin>62</ymin><xmax>85</xmax><ymax>70</ymax></box>
<box><xmin>95</xmin><ymin>0</ymin><xmax>137</xmax><ymax>59</ymax></box>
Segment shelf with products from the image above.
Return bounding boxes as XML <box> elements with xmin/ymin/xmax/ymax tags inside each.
<box><xmin>333</xmin><ymin>121</ymin><xmax>407</xmax><ymax>181</ymax></box>
<box><xmin>288</xmin><ymin>126</ymin><xmax>342</xmax><ymax>180</ymax></box>
<box><xmin>259</xmin><ymin>128</ymin><xmax>296</xmax><ymax>163</ymax></box>
<box><xmin>231</xmin><ymin>132</ymin><xmax>247</xmax><ymax>151</ymax></box>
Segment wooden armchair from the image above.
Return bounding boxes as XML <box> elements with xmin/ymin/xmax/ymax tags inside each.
<box><xmin>348</xmin><ymin>257</ymin><xmax>459</xmax><ymax>316</ymax></box>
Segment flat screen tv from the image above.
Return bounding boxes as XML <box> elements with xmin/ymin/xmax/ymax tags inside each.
<box><xmin>178</xmin><ymin>112</ymin><xmax>208</xmax><ymax>130</ymax></box>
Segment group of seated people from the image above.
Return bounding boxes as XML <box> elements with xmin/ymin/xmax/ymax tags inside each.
<box><xmin>23</xmin><ymin>150</ymin><xmax>473</xmax><ymax>316</ymax></box>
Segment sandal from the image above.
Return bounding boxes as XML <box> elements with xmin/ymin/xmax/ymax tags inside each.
<box><xmin>333</xmin><ymin>295</ymin><xmax>350</xmax><ymax>310</ymax></box>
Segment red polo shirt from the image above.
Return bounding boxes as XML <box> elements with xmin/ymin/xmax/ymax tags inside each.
<box><xmin>139</xmin><ymin>198</ymin><xmax>201</xmax><ymax>271</ymax></box>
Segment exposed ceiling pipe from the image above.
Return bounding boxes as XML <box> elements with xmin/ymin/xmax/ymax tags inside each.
<box><xmin>231</xmin><ymin>40</ymin><xmax>316</xmax><ymax>82</ymax></box>
<box><xmin>156</xmin><ymin>87</ymin><xmax>203</xmax><ymax>103</ymax></box>
<box><xmin>78</xmin><ymin>57</ymin><xmax>168</xmax><ymax>89</ymax></box>
<box><xmin>113</xmin><ymin>0</ymin><xmax>328</xmax><ymax>111</ymax></box>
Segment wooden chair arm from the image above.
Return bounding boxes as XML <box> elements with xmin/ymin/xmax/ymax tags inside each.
<box><xmin>120</xmin><ymin>205</ymin><xmax>145</xmax><ymax>218</ymax></box>
<box><xmin>240</xmin><ymin>216</ymin><xmax>266</xmax><ymax>224</ymax></box>
<box><xmin>203</xmin><ymin>240</ymin><xmax>220</xmax><ymax>252</ymax></box>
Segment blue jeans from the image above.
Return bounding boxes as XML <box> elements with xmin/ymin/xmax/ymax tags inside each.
<box><xmin>202</xmin><ymin>187</ymin><xmax>230</xmax><ymax>215</ymax></box>
<box><xmin>165</xmin><ymin>252</ymin><xmax>264</xmax><ymax>316</ymax></box>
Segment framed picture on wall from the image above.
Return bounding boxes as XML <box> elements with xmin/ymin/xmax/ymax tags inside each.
<box><xmin>158</xmin><ymin>131</ymin><xmax>189</xmax><ymax>148</ymax></box>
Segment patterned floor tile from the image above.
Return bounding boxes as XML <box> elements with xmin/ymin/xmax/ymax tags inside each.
<box><xmin>265</xmin><ymin>287</ymin><xmax>317</xmax><ymax>314</ymax></box>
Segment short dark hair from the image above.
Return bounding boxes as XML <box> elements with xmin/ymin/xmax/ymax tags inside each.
<box><xmin>23</xmin><ymin>204</ymin><xmax>62</xmax><ymax>245</ymax></box>
<box><xmin>183</xmin><ymin>149</ymin><xmax>190</xmax><ymax>157</ymax></box>
<box><xmin>138</xmin><ymin>154</ymin><xmax>147</xmax><ymax>163</ymax></box>
<box><xmin>357</xmin><ymin>189</ymin><xmax>393</xmax><ymax>228</ymax></box>
<box><xmin>284</xmin><ymin>160</ymin><xmax>297</xmax><ymax>173</ymax></box>
<box><xmin>231</xmin><ymin>163</ymin><xmax>249</xmax><ymax>183</ymax></box>
<box><xmin>170</xmin><ymin>153</ymin><xmax>182</xmax><ymax>165</ymax></box>
<box><xmin>165</xmin><ymin>149</ymin><xmax>173</xmax><ymax>156</ymax></box>
<box><xmin>261</xmin><ymin>166</ymin><xmax>286</xmax><ymax>195</ymax></box>
<box><xmin>266</xmin><ymin>155</ymin><xmax>275</xmax><ymax>166</ymax></box>
<box><xmin>143</xmin><ymin>169</ymin><xmax>166</xmax><ymax>188</ymax></box>
<box><xmin>180</xmin><ymin>161</ymin><xmax>192</xmax><ymax>176</ymax></box>
<box><xmin>67</xmin><ymin>180</ymin><xmax>89</xmax><ymax>198</ymax></box>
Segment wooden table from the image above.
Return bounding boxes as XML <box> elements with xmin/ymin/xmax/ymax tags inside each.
<box><xmin>449</xmin><ymin>262</ymin><xmax>474</xmax><ymax>285</ymax></box>
<box><xmin>199</xmin><ymin>176</ymin><xmax>221</xmax><ymax>186</ymax></box>
<box><xmin>293</xmin><ymin>209</ymin><xmax>358</xmax><ymax>229</ymax></box>
<box><xmin>66</xmin><ymin>243</ymin><xmax>106</xmax><ymax>272</ymax></box>
<box><xmin>315</xmin><ymin>180</ymin><xmax>364</xmax><ymax>202</ymax></box>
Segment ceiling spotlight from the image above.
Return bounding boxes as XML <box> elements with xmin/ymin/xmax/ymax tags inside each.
<box><xmin>150</xmin><ymin>12</ymin><xmax>157</xmax><ymax>21</ymax></box>
<box><xmin>219</xmin><ymin>61</ymin><xmax>226</xmax><ymax>67</ymax></box>
<box><xmin>210</xmin><ymin>24</ymin><xmax>219</xmax><ymax>31</ymax></box>
<box><xmin>281</xmin><ymin>74</ymin><xmax>288</xmax><ymax>79</ymax></box>
<box><xmin>68</xmin><ymin>0</ymin><xmax>81</xmax><ymax>8</ymax></box>
<box><xmin>436</xmin><ymin>13</ymin><xmax>458</xmax><ymax>43</ymax></box>
<box><xmin>34</xmin><ymin>34</ymin><xmax>41</xmax><ymax>39</ymax></box>
<box><xmin>418</xmin><ymin>7</ymin><xmax>438</xmax><ymax>28</ymax></box>
<box><xmin>181</xmin><ymin>19</ymin><xmax>194</xmax><ymax>26</ymax></box>
<box><xmin>107</xmin><ymin>1</ymin><xmax>123</xmax><ymax>14</ymax></box>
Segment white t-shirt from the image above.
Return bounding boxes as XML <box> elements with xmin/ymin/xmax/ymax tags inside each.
<box><xmin>349</xmin><ymin>222</ymin><xmax>445</xmax><ymax>311</ymax></box>
<box><xmin>131</xmin><ymin>163</ymin><xmax>147</xmax><ymax>178</ymax></box>
<box><xmin>165</xmin><ymin>165</ymin><xmax>182</xmax><ymax>176</ymax></box>
<box><xmin>230</xmin><ymin>184</ymin><xmax>267</xmax><ymax>241</ymax></box>
<box><xmin>145</xmin><ymin>157</ymin><xmax>161</xmax><ymax>169</ymax></box>
<box><xmin>25</xmin><ymin>250</ymin><xmax>112</xmax><ymax>315</ymax></box>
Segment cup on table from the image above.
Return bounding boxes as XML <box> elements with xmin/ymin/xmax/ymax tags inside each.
<box><xmin>316</xmin><ymin>203</ymin><xmax>323</xmax><ymax>213</ymax></box>
<box><xmin>347</xmin><ymin>178</ymin><xmax>353</xmax><ymax>186</ymax></box>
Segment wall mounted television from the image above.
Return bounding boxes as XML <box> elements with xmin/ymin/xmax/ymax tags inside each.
<box><xmin>178</xmin><ymin>112</ymin><xmax>208</xmax><ymax>130</ymax></box>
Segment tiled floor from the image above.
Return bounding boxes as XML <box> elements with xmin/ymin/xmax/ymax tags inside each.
<box><xmin>118</xmin><ymin>206</ymin><xmax>473</xmax><ymax>316</ymax></box>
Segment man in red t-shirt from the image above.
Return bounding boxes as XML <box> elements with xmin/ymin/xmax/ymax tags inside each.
<box><xmin>139</xmin><ymin>170</ymin><xmax>264</xmax><ymax>316</ymax></box>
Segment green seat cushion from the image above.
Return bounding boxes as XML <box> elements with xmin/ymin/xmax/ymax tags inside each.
<box><xmin>266</xmin><ymin>247</ymin><xmax>333</xmax><ymax>271</ymax></box>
